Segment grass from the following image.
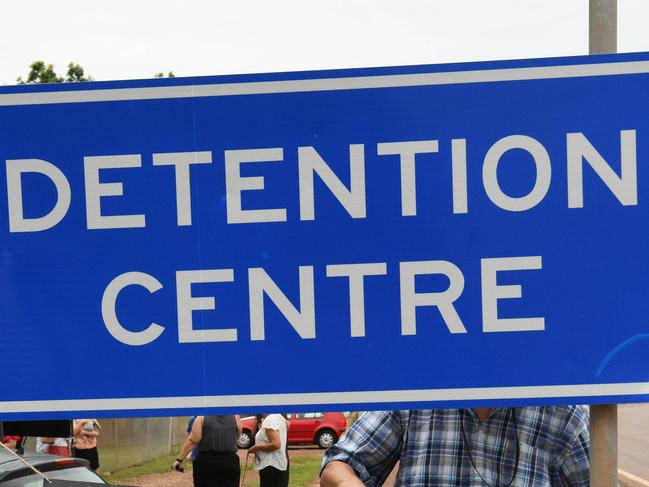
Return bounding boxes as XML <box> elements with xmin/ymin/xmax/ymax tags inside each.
<box><xmin>101</xmin><ymin>452</ymin><xmax>322</xmax><ymax>487</ymax></box>
<box><xmin>286</xmin><ymin>456</ymin><xmax>324</xmax><ymax>487</ymax></box>
<box><xmin>239</xmin><ymin>454</ymin><xmax>323</xmax><ymax>487</ymax></box>
<box><xmin>100</xmin><ymin>452</ymin><xmax>192</xmax><ymax>483</ymax></box>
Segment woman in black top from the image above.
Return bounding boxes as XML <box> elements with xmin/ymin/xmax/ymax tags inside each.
<box><xmin>172</xmin><ymin>415</ymin><xmax>241</xmax><ymax>487</ymax></box>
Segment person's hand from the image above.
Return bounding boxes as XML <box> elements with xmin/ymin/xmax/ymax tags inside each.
<box><xmin>248</xmin><ymin>446</ymin><xmax>257</xmax><ymax>455</ymax></box>
<box><xmin>171</xmin><ymin>459</ymin><xmax>184</xmax><ymax>472</ymax></box>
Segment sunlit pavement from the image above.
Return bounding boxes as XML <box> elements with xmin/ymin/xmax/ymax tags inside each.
<box><xmin>619</xmin><ymin>403</ymin><xmax>649</xmax><ymax>486</ymax></box>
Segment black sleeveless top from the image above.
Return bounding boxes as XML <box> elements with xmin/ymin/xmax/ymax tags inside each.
<box><xmin>198</xmin><ymin>415</ymin><xmax>238</xmax><ymax>453</ymax></box>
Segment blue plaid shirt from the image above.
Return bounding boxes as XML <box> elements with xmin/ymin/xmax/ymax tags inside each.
<box><xmin>322</xmin><ymin>407</ymin><xmax>590</xmax><ymax>487</ymax></box>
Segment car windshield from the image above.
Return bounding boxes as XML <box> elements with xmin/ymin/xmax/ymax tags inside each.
<box><xmin>1</xmin><ymin>466</ymin><xmax>104</xmax><ymax>486</ymax></box>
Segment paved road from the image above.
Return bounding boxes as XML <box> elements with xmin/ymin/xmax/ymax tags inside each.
<box><xmin>619</xmin><ymin>403</ymin><xmax>649</xmax><ymax>486</ymax></box>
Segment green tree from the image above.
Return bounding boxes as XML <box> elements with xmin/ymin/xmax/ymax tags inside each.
<box><xmin>17</xmin><ymin>61</ymin><xmax>62</xmax><ymax>84</ymax></box>
<box><xmin>17</xmin><ymin>60</ymin><xmax>93</xmax><ymax>84</ymax></box>
<box><xmin>154</xmin><ymin>71</ymin><xmax>176</xmax><ymax>78</ymax></box>
<box><xmin>65</xmin><ymin>62</ymin><xmax>93</xmax><ymax>82</ymax></box>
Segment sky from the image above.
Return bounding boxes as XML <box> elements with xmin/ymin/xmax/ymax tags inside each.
<box><xmin>0</xmin><ymin>0</ymin><xmax>648</xmax><ymax>85</ymax></box>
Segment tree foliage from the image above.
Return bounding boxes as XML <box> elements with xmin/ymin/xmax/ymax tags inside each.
<box><xmin>17</xmin><ymin>61</ymin><xmax>93</xmax><ymax>84</ymax></box>
<box><xmin>17</xmin><ymin>61</ymin><xmax>176</xmax><ymax>84</ymax></box>
<box><xmin>65</xmin><ymin>62</ymin><xmax>92</xmax><ymax>82</ymax></box>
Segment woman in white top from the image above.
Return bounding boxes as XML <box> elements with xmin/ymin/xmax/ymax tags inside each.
<box><xmin>248</xmin><ymin>414</ymin><xmax>288</xmax><ymax>487</ymax></box>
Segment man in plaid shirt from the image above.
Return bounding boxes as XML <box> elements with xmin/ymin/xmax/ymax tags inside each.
<box><xmin>321</xmin><ymin>406</ymin><xmax>590</xmax><ymax>487</ymax></box>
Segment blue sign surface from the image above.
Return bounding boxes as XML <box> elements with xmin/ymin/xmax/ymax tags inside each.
<box><xmin>2</xmin><ymin>52</ymin><xmax>649</xmax><ymax>419</ymax></box>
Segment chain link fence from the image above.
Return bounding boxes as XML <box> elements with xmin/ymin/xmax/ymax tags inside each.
<box><xmin>97</xmin><ymin>417</ymin><xmax>189</xmax><ymax>473</ymax></box>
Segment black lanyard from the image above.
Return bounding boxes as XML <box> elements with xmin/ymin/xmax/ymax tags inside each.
<box><xmin>460</xmin><ymin>408</ymin><xmax>520</xmax><ymax>487</ymax></box>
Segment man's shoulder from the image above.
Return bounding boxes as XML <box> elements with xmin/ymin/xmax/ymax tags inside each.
<box><xmin>517</xmin><ymin>405</ymin><xmax>589</xmax><ymax>432</ymax></box>
<box><xmin>520</xmin><ymin>404</ymin><xmax>588</xmax><ymax>417</ymax></box>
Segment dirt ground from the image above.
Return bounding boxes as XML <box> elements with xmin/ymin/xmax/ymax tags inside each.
<box><xmin>118</xmin><ymin>453</ymin><xmax>627</xmax><ymax>487</ymax></box>
<box><xmin>119</xmin><ymin>447</ymin><xmax>329</xmax><ymax>487</ymax></box>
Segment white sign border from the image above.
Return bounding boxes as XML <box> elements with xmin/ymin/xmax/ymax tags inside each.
<box><xmin>3</xmin><ymin>56</ymin><xmax>648</xmax><ymax>415</ymax></box>
<box><xmin>2</xmin><ymin>383</ymin><xmax>649</xmax><ymax>414</ymax></box>
<box><xmin>1</xmin><ymin>60</ymin><xmax>649</xmax><ymax>107</ymax></box>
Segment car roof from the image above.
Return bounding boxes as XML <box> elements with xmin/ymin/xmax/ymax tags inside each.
<box><xmin>0</xmin><ymin>450</ymin><xmax>89</xmax><ymax>481</ymax></box>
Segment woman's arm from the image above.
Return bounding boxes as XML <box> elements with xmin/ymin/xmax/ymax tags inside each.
<box><xmin>188</xmin><ymin>416</ymin><xmax>203</xmax><ymax>444</ymax></box>
<box><xmin>73</xmin><ymin>420</ymin><xmax>87</xmax><ymax>436</ymax></box>
<box><xmin>171</xmin><ymin>436</ymin><xmax>196</xmax><ymax>471</ymax></box>
<box><xmin>235</xmin><ymin>415</ymin><xmax>242</xmax><ymax>437</ymax></box>
<box><xmin>74</xmin><ymin>419</ymin><xmax>100</xmax><ymax>436</ymax></box>
<box><xmin>171</xmin><ymin>416</ymin><xmax>203</xmax><ymax>471</ymax></box>
<box><xmin>248</xmin><ymin>428</ymin><xmax>281</xmax><ymax>455</ymax></box>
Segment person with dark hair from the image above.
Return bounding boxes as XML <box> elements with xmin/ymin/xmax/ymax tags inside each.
<box><xmin>321</xmin><ymin>406</ymin><xmax>590</xmax><ymax>487</ymax></box>
<box><xmin>172</xmin><ymin>415</ymin><xmax>241</xmax><ymax>487</ymax></box>
<box><xmin>249</xmin><ymin>413</ymin><xmax>289</xmax><ymax>487</ymax></box>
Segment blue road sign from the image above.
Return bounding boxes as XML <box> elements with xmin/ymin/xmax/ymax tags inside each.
<box><xmin>2</xmin><ymin>52</ymin><xmax>649</xmax><ymax>419</ymax></box>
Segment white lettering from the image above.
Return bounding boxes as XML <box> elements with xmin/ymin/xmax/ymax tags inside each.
<box><xmin>224</xmin><ymin>148</ymin><xmax>286</xmax><ymax>224</ymax></box>
<box><xmin>152</xmin><ymin>151</ymin><xmax>212</xmax><ymax>226</ymax></box>
<box><xmin>400</xmin><ymin>260</ymin><xmax>467</xmax><ymax>335</ymax></box>
<box><xmin>483</xmin><ymin>135</ymin><xmax>551</xmax><ymax>211</ymax></box>
<box><xmin>248</xmin><ymin>266</ymin><xmax>315</xmax><ymax>340</ymax></box>
<box><xmin>298</xmin><ymin>145</ymin><xmax>366</xmax><ymax>220</ymax></box>
<box><xmin>84</xmin><ymin>154</ymin><xmax>146</xmax><ymax>229</ymax></box>
<box><xmin>102</xmin><ymin>271</ymin><xmax>165</xmax><ymax>346</ymax></box>
<box><xmin>377</xmin><ymin>140</ymin><xmax>439</xmax><ymax>216</ymax></box>
<box><xmin>567</xmin><ymin>130</ymin><xmax>637</xmax><ymax>208</ymax></box>
<box><xmin>6</xmin><ymin>159</ymin><xmax>71</xmax><ymax>232</ymax></box>
<box><xmin>481</xmin><ymin>256</ymin><xmax>545</xmax><ymax>332</ymax></box>
<box><xmin>176</xmin><ymin>269</ymin><xmax>237</xmax><ymax>343</ymax></box>
<box><xmin>326</xmin><ymin>262</ymin><xmax>387</xmax><ymax>337</ymax></box>
<box><xmin>452</xmin><ymin>138</ymin><xmax>468</xmax><ymax>214</ymax></box>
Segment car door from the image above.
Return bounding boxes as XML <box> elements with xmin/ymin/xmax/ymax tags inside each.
<box><xmin>288</xmin><ymin>412</ymin><xmax>315</xmax><ymax>443</ymax></box>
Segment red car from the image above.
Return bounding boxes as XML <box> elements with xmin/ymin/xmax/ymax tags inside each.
<box><xmin>238</xmin><ymin>412</ymin><xmax>347</xmax><ymax>449</ymax></box>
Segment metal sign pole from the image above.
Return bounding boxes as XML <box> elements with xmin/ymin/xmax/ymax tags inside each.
<box><xmin>590</xmin><ymin>0</ymin><xmax>617</xmax><ymax>54</ymax></box>
<box><xmin>590</xmin><ymin>404</ymin><xmax>618</xmax><ymax>486</ymax></box>
<box><xmin>589</xmin><ymin>3</ymin><xmax>618</xmax><ymax>485</ymax></box>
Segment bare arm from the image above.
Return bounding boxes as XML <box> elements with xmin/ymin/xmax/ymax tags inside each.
<box><xmin>188</xmin><ymin>416</ymin><xmax>204</xmax><ymax>445</ymax></box>
<box><xmin>171</xmin><ymin>436</ymin><xmax>196</xmax><ymax>470</ymax></box>
<box><xmin>171</xmin><ymin>416</ymin><xmax>202</xmax><ymax>471</ymax></box>
<box><xmin>73</xmin><ymin>419</ymin><xmax>91</xmax><ymax>436</ymax></box>
<box><xmin>74</xmin><ymin>419</ymin><xmax>100</xmax><ymax>437</ymax></box>
<box><xmin>320</xmin><ymin>461</ymin><xmax>365</xmax><ymax>487</ymax></box>
<box><xmin>249</xmin><ymin>428</ymin><xmax>281</xmax><ymax>455</ymax></box>
<box><xmin>235</xmin><ymin>415</ymin><xmax>242</xmax><ymax>437</ymax></box>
